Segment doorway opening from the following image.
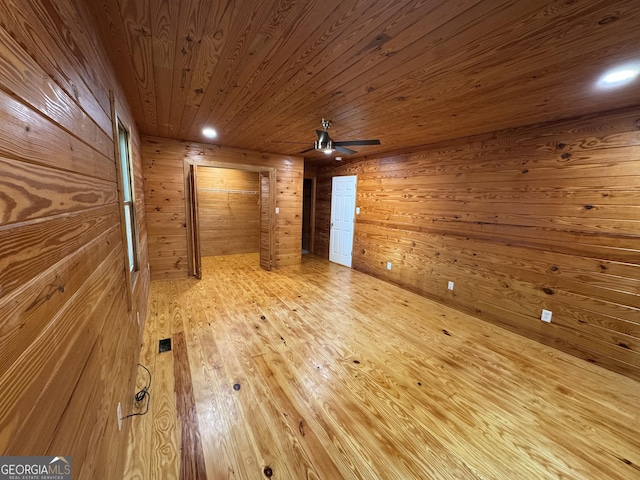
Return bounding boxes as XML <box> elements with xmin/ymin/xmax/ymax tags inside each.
<box><xmin>302</xmin><ymin>178</ymin><xmax>315</xmax><ymax>254</ymax></box>
<box><xmin>184</xmin><ymin>160</ymin><xmax>275</xmax><ymax>278</ymax></box>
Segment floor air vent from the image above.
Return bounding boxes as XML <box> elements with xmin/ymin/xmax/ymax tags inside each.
<box><xmin>159</xmin><ymin>338</ymin><xmax>172</xmax><ymax>353</ymax></box>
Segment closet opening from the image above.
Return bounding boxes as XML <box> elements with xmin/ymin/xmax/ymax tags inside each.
<box><xmin>184</xmin><ymin>160</ymin><xmax>275</xmax><ymax>278</ymax></box>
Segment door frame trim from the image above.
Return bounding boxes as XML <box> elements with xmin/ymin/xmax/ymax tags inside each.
<box><xmin>185</xmin><ymin>163</ymin><xmax>202</xmax><ymax>278</ymax></box>
<box><xmin>183</xmin><ymin>158</ymin><xmax>276</xmax><ymax>277</ymax></box>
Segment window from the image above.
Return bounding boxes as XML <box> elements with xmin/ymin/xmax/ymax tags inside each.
<box><xmin>117</xmin><ymin>120</ymin><xmax>139</xmax><ymax>283</ymax></box>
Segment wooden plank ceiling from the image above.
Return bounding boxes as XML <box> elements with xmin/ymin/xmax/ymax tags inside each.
<box><xmin>87</xmin><ymin>0</ymin><xmax>640</xmax><ymax>159</ymax></box>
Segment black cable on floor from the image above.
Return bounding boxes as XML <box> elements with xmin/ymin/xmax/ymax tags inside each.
<box><xmin>122</xmin><ymin>363</ymin><xmax>151</xmax><ymax>419</ymax></box>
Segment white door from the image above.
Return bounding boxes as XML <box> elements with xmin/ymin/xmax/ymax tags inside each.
<box><xmin>330</xmin><ymin>175</ymin><xmax>357</xmax><ymax>267</ymax></box>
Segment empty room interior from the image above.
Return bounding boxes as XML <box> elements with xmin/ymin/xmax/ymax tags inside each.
<box><xmin>2</xmin><ymin>0</ymin><xmax>640</xmax><ymax>479</ymax></box>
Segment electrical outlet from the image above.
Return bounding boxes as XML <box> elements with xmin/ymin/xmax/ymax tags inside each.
<box><xmin>448</xmin><ymin>281</ymin><xmax>454</xmax><ymax>291</ymax></box>
<box><xmin>356</xmin><ymin>207</ymin><xmax>361</xmax><ymax>215</ymax></box>
<box><xmin>386</xmin><ymin>262</ymin><xmax>392</xmax><ymax>270</ymax></box>
<box><xmin>541</xmin><ymin>309</ymin><xmax>553</xmax><ymax>323</ymax></box>
<box><xmin>275</xmin><ymin>207</ymin><xmax>279</xmax><ymax>214</ymax></box>
<box><xmin>117</xmin><ymin>402</ymin><xmax>122</xmax><ymax>431</ymax></box>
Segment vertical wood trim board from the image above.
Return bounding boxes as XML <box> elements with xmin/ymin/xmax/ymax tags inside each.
<box><xmin>314</xmin><ymin>108</ymin><xmax>640</xmax><ymax>381</ymax></box>
<box><xmin>142</xmin><ymin>136</ymin><xmax>303</xmax><ymax>279</ymax></box>
<box><xmin>0</xmin><ymin>1</ymin><xmax>150</xmax><ymax>478</ymax></box>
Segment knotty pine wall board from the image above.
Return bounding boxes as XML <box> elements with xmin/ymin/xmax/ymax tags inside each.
<box><xmin>3</xmin><ymin>247</ymin><xmax>122</xmax><ymax>453</ymax></box>
<box><xmin>314</xmin><ymin>107</ymin><xmax>640</xmax><ymax>381</ymax></box>
<box><xmin>0</xmin><ymin>26</ymin><xmax>114</xmax><ymax>160</ymax></box>
<box><xmin>0</xmin><ymin>205</ymin><xmax>120</xmax><ymax>300</ymax></box>
<box><xmin>0</xmin><ymin>1</ymin><xmax>112</xmax><ymax>133</ymax></box>
<box><xmin>143</xmin><ymin>136</ymin><xmax>303</xmax><ymax>279</ymax></box>
<box><xmin>0</xmin><ymin>156</ymin><xmax>118</xmax><ymax>225</ymax></box>
<box><xmin>0</xmin><ymin>224</ymin><xmax>119</xmax><ymax>383</ymax></box>
<box><xmin>0</xmin><ymin>0</ymin><xmax>149</xmax><ymax>477</ymax></box>
<box><xmin>0</xmin><ymin>87</ymin><xmax>116</xmax><ymax>181</ymax></box>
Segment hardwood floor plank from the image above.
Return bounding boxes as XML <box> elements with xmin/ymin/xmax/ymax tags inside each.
<box><xmin>220</xmin><ymin>264</ymin><xmax>492</xmax><ymax>478</ymax></box>
<box><xmin>173</xmin><ymin>330</ymin><xmax>207</xmax><ymax>480</ymax></box>
<box><xmin>149</xmin><ymin>345</ymin><xmax>180</xmax><ymax>479</ymax></box>
<box><xmin>252</xmin><ymin>354</ymin><xmax>345</xmax><ymax>480</ymax></box>
<box><xmin>196</xmin><ymin>267</ymin><xmax>303</xmax><ymax>479</ymax></box>
<box><xmin>246</xmin><ymin>266</ymin><xmax>551</xmax><ymax>478</ymax></box>
<box><xmin>124</xmin><ymin>282</ymin><xmax>180</xmax><ymax>480</ymax></box>
<box><xmin>191</xmin><ymin>324</ymin><xmax>257</xmax><ymax>479</ymax></box>
<box><xmin>126</xmin><ymin>253</ymin><xmax>640</xmax><ymax>480</ymax></box>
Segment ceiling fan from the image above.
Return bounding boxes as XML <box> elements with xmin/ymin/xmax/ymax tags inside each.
<box><xmin>273</xmin><ymin>119</ymin><xmax>380</xmax><ymax>156</ymax></box>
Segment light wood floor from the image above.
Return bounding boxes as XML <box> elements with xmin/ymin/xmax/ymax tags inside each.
<box><xmin>124</xmin><ymin>253</ymin><xmax>640</xmax><ymax>479</ymax></box>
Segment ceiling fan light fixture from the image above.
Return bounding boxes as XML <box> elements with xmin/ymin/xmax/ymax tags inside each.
<box><xmin>305</xmin><ymin>119</ymin><xmax>379</xmax><ymax>156</ymax></box>
<box><xmin>315</xmin><ymin>139</ymin><xmax>334</xmax><ymax>154</ymax></box>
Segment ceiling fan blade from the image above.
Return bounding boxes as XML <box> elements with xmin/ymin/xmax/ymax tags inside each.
<box><xmin>335</xmin><ymin>145</ymin><xmax>356</xmax><ymax>155</ymax></box>
<box><xmin>299</xmin><ymin>147</ymin><xmax>316</xmax><ymax>154</ymax></box>
<box><xmin>334</xmin><ymin>139</ymin><xmax>380</xmax><ymax>147</ymax></box>
<box><xmin>271</xmin><ymin>140</ymin><xmax>311</xmax><ymax>144</ymax></box>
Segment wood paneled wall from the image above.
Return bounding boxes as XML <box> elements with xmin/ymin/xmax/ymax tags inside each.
<box><xmin>315</xmin><ymin>108</ymin><xmax>640</xmax><ymax>381</ymax></box>
<box><xmin>197</xmin><ymin>168</ymin><xmax>260</xmax><ymax>256</ymax></box>
<box><xmin>0</xmin><ymin>1</ymin><xmax>149</xmax><ymax>478</ymax></box>
<box><xmin>143</xmin><ymin>136</ymin><xmax>303</xmax><ymax>279</ymax></box>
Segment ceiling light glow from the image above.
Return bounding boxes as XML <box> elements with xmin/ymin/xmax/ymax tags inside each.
<box><xmin>597</xmin><ymin>64</ymin><xmax>640</xmax><ymax>89</ymax></box>
<box><xmin>603</xmin><ymin>70</ymin><xmax>638</xmax><ymax>83</ymax></box>
<box><xmin>202</xmin><ymin>127</ymin><xmax>217</xmax><ymax>138</ymax></box>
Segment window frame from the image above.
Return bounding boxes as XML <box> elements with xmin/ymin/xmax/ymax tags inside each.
<box><xmin>113</xmin><ymin>108</ymin><xmax>140</xmax><ymax>309</ymax></box>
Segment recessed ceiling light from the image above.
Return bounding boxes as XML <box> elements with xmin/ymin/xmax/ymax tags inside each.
<box><xmin>597</xmin><ymin>64</ymin><xmax>640</xmax><ymax>89</ymax></box>
<box><xmin>202</xmin><ymin>127</ymin><xmax>217</xmax><ymax>138</ymax></box>
<box><xmin>603</xmin><ymin>69</ymin><xmax>639</xmax><ymax>84</ymax></box>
